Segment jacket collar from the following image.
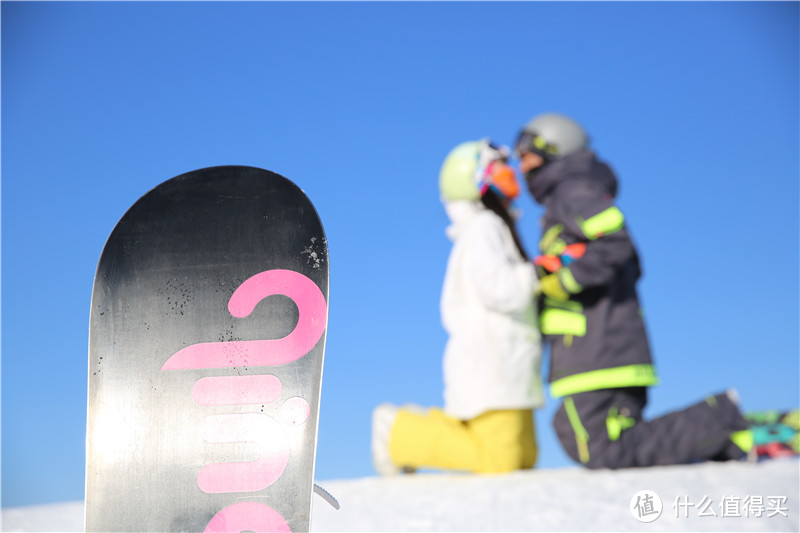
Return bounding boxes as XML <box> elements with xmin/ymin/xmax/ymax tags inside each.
<box><xmin>528</xmin><ymin>149</ymin><xmax>618</xmax><ymax>203</ymax></box>
<box><xmin>443</xmin><ymin>200</ymin><xmax>484</xmax><ymax>241</ymax></box>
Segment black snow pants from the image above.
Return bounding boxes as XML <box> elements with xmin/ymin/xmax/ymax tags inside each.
<box><xmin>553</xmin><ymin>387</ymin><xmax>749</xmax><ymax>469</ymax></box>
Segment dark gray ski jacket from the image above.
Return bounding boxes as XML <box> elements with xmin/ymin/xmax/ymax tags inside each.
<box><xmin>529</xmin><ymin>149</ymin><xmax>658</xmax><ymax>398</ymax></box>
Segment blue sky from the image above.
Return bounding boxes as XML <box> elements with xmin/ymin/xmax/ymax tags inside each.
<box><xmin>2</xmin><ymin>1</ymin><xmax>798</xmax><ymax>508</ymax></box>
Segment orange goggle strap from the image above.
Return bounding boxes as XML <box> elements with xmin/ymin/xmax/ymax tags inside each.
<box><xmin>479</xmin><ymin>161</ymin><xmax>520</xmax><ymax>201</ymax></box>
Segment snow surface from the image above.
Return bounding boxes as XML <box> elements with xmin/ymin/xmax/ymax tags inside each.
<box><xmin>3</xmin><ymin>459</ymin><xmax>798</xmax><ymax>532</ymax></box>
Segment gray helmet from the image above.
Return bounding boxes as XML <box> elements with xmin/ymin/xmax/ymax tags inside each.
<box><xmin>515</xmin><ymin>113</ymin><xmax>589</xmax><ymax>159</ymax></box>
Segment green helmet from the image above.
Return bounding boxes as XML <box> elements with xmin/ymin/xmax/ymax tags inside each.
<box><xmin>515</xmin><ymin>113</ymin><xmax>588</xmax><ymax>159</ymax></box>
<box><xmin>439</xmin><ymin>140</ymin><xmax>512</xmax><ymax>201</ymax></box>
<box><xmin>439</xmin><ymin>141</ymin><xmax>481</xmax><ymax>201</ymax></box>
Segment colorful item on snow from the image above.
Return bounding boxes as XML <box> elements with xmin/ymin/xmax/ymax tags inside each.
<box><xmin>745</xmin><ymin>409</ymin><xmax>799</xmax><ymax>458</ymax></box>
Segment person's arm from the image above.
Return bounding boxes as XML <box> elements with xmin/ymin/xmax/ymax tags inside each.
<box><xmin>546</xmin><ymin>179</ymin><xmax>635</xmax><ymax>297</ymax></box>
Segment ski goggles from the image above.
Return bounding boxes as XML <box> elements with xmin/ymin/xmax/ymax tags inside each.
<box><xmin>482</xmin><ymin>140</ymin><xmax>510</xmax><ymax>162</ymax></box>
<box><xmin>514</xmin><ymin>130</ymin><xmax>560</xmax><ymax>159</ymax></box>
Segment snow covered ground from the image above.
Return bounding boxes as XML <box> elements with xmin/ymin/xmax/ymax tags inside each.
<box><xmin>3</xmin><ymin>458</ymin><xmax>797</xmax><ymax>532</ymax></box>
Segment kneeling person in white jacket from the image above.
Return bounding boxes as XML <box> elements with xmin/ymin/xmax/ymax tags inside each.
<box><xmin>372</xmin><ymin>139</ymin><xmax>544</xmax><ymax>474</ymax></box>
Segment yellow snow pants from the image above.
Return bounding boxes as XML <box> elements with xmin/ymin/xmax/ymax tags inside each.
<box><xmin>389</xmin><ymin>407</ymin><xmax>537</xmax><ymax>473</ymax></box>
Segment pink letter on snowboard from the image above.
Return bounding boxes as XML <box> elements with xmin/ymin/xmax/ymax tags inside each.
<box><xmin>204</xmin><ymin>502</ymin><xmax>290</xmax><ymax>533</ymax></box>
<box><xmin>197</xmin><ymin>414</ymin><xmax>290</xmax><ymax>494</ymax></box>
<box><xmin>192</xmin><ymin>375</ymin><xmax>282</xmax><ymax>406</ymax></box>
<box><xmin>162</xmin><ymin>269</ymin><xmax>326</xmax><ymax>370</ymax></box>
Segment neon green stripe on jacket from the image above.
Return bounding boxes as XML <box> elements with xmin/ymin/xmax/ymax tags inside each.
<box><xmin>540</xmin><ymin>224</ymin><xmax>566</xmax><ymax>255</ymax></box>
<box><xmin>540</xmin><ymin>308</ymin><xmax>586</xmax><ymax>337</ymax></box>
<box><xmin>558</xmin><ymin>268</ymin><xmax>582</xmax><ymax>294</ymax></box>
<box><xmin>550</xmin><ymin>364</ymin><xmax>659</xmax><ymax>398</ymax></box>
<box><xmin>577</xmin><ymin>206</ymin><xmax>625</xmax><ymax>240</ymax></box>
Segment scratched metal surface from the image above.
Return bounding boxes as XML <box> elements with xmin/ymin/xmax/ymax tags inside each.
<box><xmin>86</xmin><ymin>166</ymin><xmax>328</xmax><ymax>532</ymax></box>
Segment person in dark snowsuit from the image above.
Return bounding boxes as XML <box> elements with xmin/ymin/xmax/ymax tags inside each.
<box><xmin>515</xmin><ymin>113</ymin><xmax>753</xmax><ymax>469</ymax></box>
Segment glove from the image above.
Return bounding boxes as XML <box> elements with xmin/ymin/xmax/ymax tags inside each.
<box><xmin>534</xmin><ymin>254</ymin><xmax>562</xmax><ymax>274</ymax></box>
<box><xmin>534</xmin><ymin>243</ymin><xmax>587</xmax><ymax>275</ymax></box>
<box><xmin>539</xmin><ymin>273</ymin><xmax>569</xmax><ymax>301</ymax></box>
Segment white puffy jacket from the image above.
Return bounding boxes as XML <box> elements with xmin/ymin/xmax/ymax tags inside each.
<box><xmin>440</xmin><ymin>201</ymin><xmax>544</xmax><ymax>420</ymax></box>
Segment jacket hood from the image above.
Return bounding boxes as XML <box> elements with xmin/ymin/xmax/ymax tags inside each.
<box><xmin>528</xmin><ymin>149</ymin><xmax>619</xmax><ymax>204</ymax></box>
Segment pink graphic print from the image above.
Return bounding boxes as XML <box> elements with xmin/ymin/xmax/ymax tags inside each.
<box><xmin>161</xmin><ymin>269</ymin><xmax>326</xmax><ymax>532</ymax></box>
<box><xmin>192</xmin><ymin>375</ymin><xmax>282</xmax><ymax>406</ymax></box>
<box><xmin>205</xmin><ymin>502</ymin><xmax>291</xmax><ymax>533</ymax></box>
<box><xmin>280</xmin><ymin>397</ymin><xmax>311</xmax><ymax>426</ymax></box>
<box><xmin>162</xmin><ymin>269</ymin><xmax>327</xmax><ymax>370</ymax></box>
<box><xmin>198</xmin><ymin>414</ymin><xmax>290</xmax><ymax>494</ymax></box>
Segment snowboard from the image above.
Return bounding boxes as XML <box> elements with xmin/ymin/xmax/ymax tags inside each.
<box><xmin>85</xmin><ymin>166</ymin><xmax>329</xmax><ymax>532</ymax></box>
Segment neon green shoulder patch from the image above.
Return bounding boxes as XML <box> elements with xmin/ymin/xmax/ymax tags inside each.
<box><xmin>577</xmin><ymin>206</ymin><xmax>624</xmax><ymax>240</ymax></box>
